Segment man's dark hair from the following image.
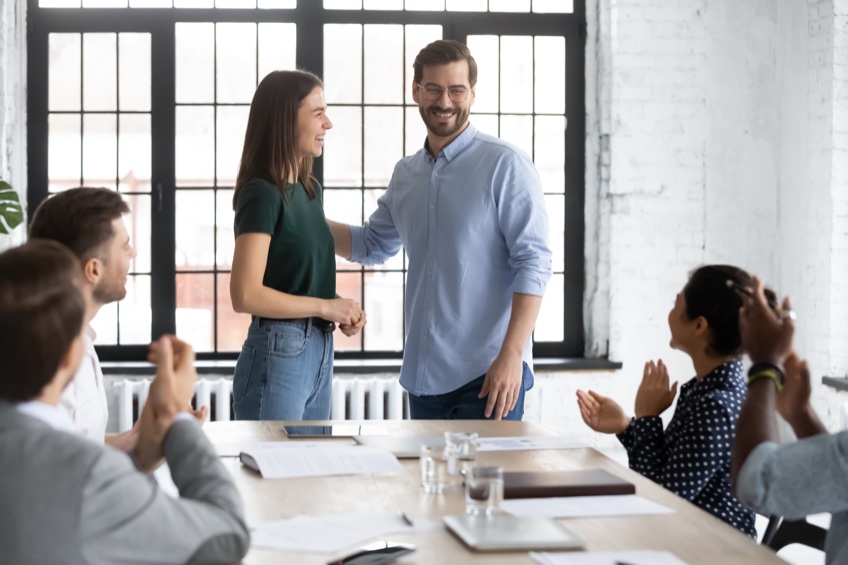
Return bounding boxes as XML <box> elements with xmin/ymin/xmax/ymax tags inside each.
<box><xmin>0</xmin><ymin>240</ymin><xmax>85</xmax><ymax>402</ymax></box>
<box><xmin>413</xmin><ymin>39</ymin><xmax>478</xmax><ymax>87</ymax></box>
<box><xmin>29</xmin><ymin>187</ymin><xmax>129</xmax><ymax>263</ymax></box>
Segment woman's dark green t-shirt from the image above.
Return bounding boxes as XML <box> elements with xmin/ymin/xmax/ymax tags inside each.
<box><xmin>233</xmin><ymin>178</ymin><xmax>335</xmax><ymax>300</ymax></box>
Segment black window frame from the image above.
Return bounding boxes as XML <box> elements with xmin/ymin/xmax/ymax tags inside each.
<box><xmin>26</xmin><ymin>0</ymin><xmax>586</xmax><ymax>362</ymax></box>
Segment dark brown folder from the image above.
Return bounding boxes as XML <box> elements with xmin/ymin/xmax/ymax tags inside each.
<box><xmin>502</xmin><ymin>469</ymin><xmax>635</xmax><ymax>499</ymax></box>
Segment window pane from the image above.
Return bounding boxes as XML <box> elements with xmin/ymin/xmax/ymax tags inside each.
<box><xmin>405</xmin><ymin>106</ymin><xmax>426</xmax><ymax>156</ymax></box>
<box><xmin>364</xmin><ymin>0</ymin><xmax>401</xmax><ymax>8</ymax></box>
<box><xmin>324</xmin><ymin>25</ymin><xmax>362</xmax><ymax>104</ymax></box>
<box><xmin>471</xmin><ymin>112</ymin><xmax>497</xmax><ymax>137</ymax></box>
<box><xmin>365</xmin><ymin>107</ymin><xmax>402</xmax><ymax>186</ymax></box>
<box><xmin>83</xmin><ymin>34</ymin><xmax>117</xmax><ymax>111</ymax></box>
<box><xmin>466</xmin><ymin>35</ymin><xmax>498</xmax><ymax>113</ymax></box>
<box><xmin>324</xmin><ymin>188</ymin><xmax>363</xmax><ymax>268</ymax></box>
<box><xmin>446</xmin><ymin>0</ymin><xmax>485</xmax><ymax>10</ymax></box>
<box><xmin>535</xmin><ymin>36</ymin><xmax>565</xmax><ymax>114</ymax></box>
<box><xmin>335</xmin><ymin>272</ymin><xmax>363</xmax><ymax>351</ymax></box>
<box><xmin>216</xmin><ymin>189</ymin><xmax>236</xmax><ymax>269</ymax></box>
<box><xmin>176</xmin><ymin>190</ymin><xmax>215</xmax><ymax>271</ymax></box>
<box><xmin>534</xmin><ymin>274</ymin><xmax>563</xmax><ymax>341</ymax></box>
<box><xmin>82</xmin><ymin>0</ymin><xmax>127</xmax><ymax>7</ymax></box>
<box><xmin>41</xmin><ymin>0</ymin><xmax>82</xmax><ymax>6</ymax></box>
<box><xmin>124</xmin><ymin>194</ymin><xmax>152</xmax><ymax>273</ymax></box>
<box><xmin>405</xmin><ymin>0</ymin><xmax>444</xmax><ymax>10</ymax></box>
<box><xmin>129</xmin><ymin>0</ymin><xmax>173</xmax><ymax>6</ymax></box>
<box><xmin>364</xmin><ymin>272</ymin><xmax>403</xmax><ymax>351</ymax></box>
<box><xmin>119</xmin><ymin>34</ymin><xmax>151</xmax><ymax>111</ymax></box>
<box><xmin>324</xmin><ymin>106</ymin><xmax>362</xmax><ymax>187</ymax></box>
<box><xmin>176</xmin><ymin>106</ymin><xmax>215</xmax><ymax>186</ymax></box>
<box><xmin>91</xmin><ymin>301</ymin><xmax>117</xmax><ymax>345</ymax></box>
<box><xmin>48</xmin><ymin>114</ymin><xmax>81</xmax><ymax>192</ymax></box>
<box><xmin>404</xmin><ymin>25</ymin><xmax>442</xmax><ymax>105</ymax></box>
<box><xmin>364</xmin><ymin>25</ymin><xmax>403</xmax><ymax>104</ymax></box>
<box><xmin>258</xmin><ymin>0</ymin><xmax>296</xmax><ymax>7</ymax></box>
<box><xmin>216</xmin><ymin>23</ymin><xmax>257</xmax><ymax>103</ymax></box>
<box><xmin>217</xmin><ymin>273</ymin><xmax>251</xmax><ymax>351</ymax></box>
<box><xmin>217</xmin><ymin>106</ymin><xmax>250</xmax><ymax>186</ymax></box>
<box><xmin>176</xmin><ymin>274</ymin><xmax>215</xmax><ymax>352</ymax></box>
<box><xmin>49</xmin><ymin>34</ymin><xmax>80</xmax><ymax>111</ymax></box>
<box><xmin>544</xmin><ymin>194</ymin><xmax>564</xmax><ymax>272</ymax></box>
<box><xmin>489</xmin><ymin>0</ymin><xmax>529</xmax><ymax>11</ymax></box>
<box><xmin>258</xmin><ymin>23</ymin><xmax>296</xmax><ymax>79</ymax></box>
<box><xmin>325</xmin><ymin>0</ymin><xmax>361</xmax><ymax>7</ymax></box>
<box><xmin>216</xmin><ymin>0</ymin><xmax>256</xmax><ymax>7</ymax></box>
<box><xmin>119</xmin><ymin>275</ymin><xmax>152</xmax><ymax>345</ymax></box>
<box><xmin>83</xmin><ymin>114</ymin><xmax>117</xmax><ymax>188</ymax></box>
<box><xmin>533</xmin><ymin>0</ymin><xmax>572</xmax><ymax>13</ymax></box>
<box><xmin>176</xmin><ymin>23</ymin><xmax>214</xmax><ymax>103</ymax></box>
<box><xmin>535</xmin><ymin>115</ymin><xmax>565</xmax><ymax>193</ymax></box>
<box><xmin>500</xmin><ymin>36</ymin><xmax>533</xmax><ymax>113</ymax></box>
<box><xmin>119</xmin><ymin>114</ymin><xmax>151</xmax><ymax>193</ymax></box>
<box><xmin>500</xmin><ymin>114</ymin><xmax>532</xmax><ymax>159</ymax></box>
<box><xmin>174</xmin><ymin>0</ymin><xmax>214</xmax><ymax>10</ymax></box>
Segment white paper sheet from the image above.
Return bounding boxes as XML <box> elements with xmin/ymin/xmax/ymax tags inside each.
<box><xmin>530</xmin><ymin>550</ymin><xmax>689</xmax><ymax>565</ymax></box>
<box><xmin>215</xmin><ymin>440</ymin><xmax>350</xmax><ymax>458</ymax></box>
<box><xmin>501</xmin><ymin>495</ymin><xmax>674</xmax><ymax>518</ymax></box>
<box><xmin>251</xmin><ymin>511</ymin><xmax>437</xmax><ymax>554</ymax></box>
<box><xmin>477</xmin><ymin>436</ymin><xmax>587</xmax><ymax>451</ymax></box>
<box><xmin>241</xmin><ymin>444</ymin><xmax>402</xmax><ymax>479</ymax></box>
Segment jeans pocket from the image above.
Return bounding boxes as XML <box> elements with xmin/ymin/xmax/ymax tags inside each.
<box><xmin>233</xmin><ymin>345</ymin><xmax>256</xmax><ymax>402</ymax></box>
<box><xmin>269</xmin><ymin>324</ymin><xmax>308</xmax><ymax>358</ymax></box>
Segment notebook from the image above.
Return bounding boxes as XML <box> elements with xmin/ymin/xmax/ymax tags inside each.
<box><xmin>443</xmin><ymin>515</ymin><xmax>585</xmax><ymax>552</ymax></box>
<box><xmin>352</xmin><ymin>435</ymin><xmax>445</xmax><ymax>458</ymax></box>
<box><xmin>502</xmin><ymin>469</ymin><xmax>635</xmax><ymax>499</ymax></box>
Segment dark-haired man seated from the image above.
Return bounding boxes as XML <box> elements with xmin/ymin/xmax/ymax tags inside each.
<box><xmin>0</xmin><ymin>240</ymin><xmax>249</xmax><ymax>565</ymax></box>
<box><xmin>733</xmin><ymin>277</ymin><xmax>848</xmax><ymax>565</ymax></box>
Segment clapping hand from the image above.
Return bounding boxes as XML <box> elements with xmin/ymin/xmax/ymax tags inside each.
<box><xmin>739</xmin><ymin>276</ymin><xmax>794</xmax><ymax>366</ymax></box>
<box><xmin>634</xmin><ymin>359</ymin><xmax>678</xmax><ymax>418</ymax></box>
<box><xmin>576</xmin><ymin>390</ymin><xmax>631</xmax><ymax>434</ymax></box>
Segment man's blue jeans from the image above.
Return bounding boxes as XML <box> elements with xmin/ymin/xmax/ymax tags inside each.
<box><xmin>232</xmin><ymin>317</ymin><xmax>334</xmax><ymax>421</ymax></box>
<box><xmin>407</xmin><ymin>362</ymin><xmax>530</xmax><ymax>420</ymax></box>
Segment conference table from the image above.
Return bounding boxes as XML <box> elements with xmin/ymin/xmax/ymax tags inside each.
<box><xmin>204</xmin><ymin>420</ymin><xmax>788</xmax><ymax>565</ymax></box>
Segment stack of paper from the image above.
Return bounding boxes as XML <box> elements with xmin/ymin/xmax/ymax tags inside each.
<box><xmin>240</xmin><ymin>443</ymin><xmax>402</xmax><ymax>479</ymax></box>
<box><xmin>531</xmin><ymin>550</ymin><xmax>689</xmax><ymax>565</ymax></box>
<box><xmin>501</xmin><ymin>495</ymin><xmax>674</xmax><ymax>519</ymax></box>
<box><xmin>251</xmin><ymin>511</ymin><xmax>436</xmax><ymax>554</ymax></box>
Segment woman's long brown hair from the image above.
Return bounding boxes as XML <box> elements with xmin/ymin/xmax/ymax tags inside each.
<box><xmin>233</xmin><ymin>70</ymin><xmax>324</xmax><ymax>208</ymax></box>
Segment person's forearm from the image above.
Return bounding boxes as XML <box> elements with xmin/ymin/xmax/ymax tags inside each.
<box><xmin>327</xmin><ymin>219</ymin><xmax>352</xmax><ymax>260</ymax></box>
<box><xmin>787</xmin><ymin>405</ymin><xmax>828</xmax><ymax>439</ymax></box>
<box><xmin>731</xmin><ymin>378</ymin><xmax>780</xmax><ymax>487</ymax></box>
<box><xmin>105</xmin><ymin>429</ymin><xmax>139</xmax><ymax>452</ymax></box>
<box><xmin>499</xmin><ymin>293</ymin><xmax>542</xmax><ymax>357</ymax></box>
<box><xmin>232</xmin><ymin>284</ymin><xmax>326</xmax><ymax>320</ymax></box>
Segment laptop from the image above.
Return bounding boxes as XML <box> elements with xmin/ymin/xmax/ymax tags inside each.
<box><xmin>352</xmin><ymin>435</ymin><xmax>445</xmax><ymax>458</ymax></box>
<box><xmin>443</xmin><ymin>515</ymin><xmax>585</xmax><ymax>552</ymax></box>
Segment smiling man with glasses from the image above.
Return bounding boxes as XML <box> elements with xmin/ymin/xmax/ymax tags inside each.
<box><xmin>329</xmin><ymin>39</ymin><xmax>552</xmax><ymax>421</ymax></box>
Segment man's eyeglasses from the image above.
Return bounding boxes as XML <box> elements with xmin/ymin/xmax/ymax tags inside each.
<box><xmin>416</xmin><ymin>83</ymin><xmax>470</xmax><ymax>103</ymax></box>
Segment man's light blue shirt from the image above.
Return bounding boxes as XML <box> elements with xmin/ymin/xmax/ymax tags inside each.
<box><xmin>349</xmin><ymin>124</ymin><xmax>552</xmax><ymax>396</ymax></box>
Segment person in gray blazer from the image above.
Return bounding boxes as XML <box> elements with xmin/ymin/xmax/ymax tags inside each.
<box><xmin>0</xmin><ymin>240</ymin><xmax>250</xmax><ymax>565</ymax></box>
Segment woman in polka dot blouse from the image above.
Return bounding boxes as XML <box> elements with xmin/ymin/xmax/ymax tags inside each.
<box><xmin>576</xmin><ymin>265</ymin><xmax>774</xmax><ymax>538</ymax></box>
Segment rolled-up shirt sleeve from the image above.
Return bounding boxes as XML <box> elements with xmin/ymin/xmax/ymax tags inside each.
<box><xmin>736</xmin><ymin>431</ymin><xmax>848</xmax><ymax>520</ymax></box>
<box><xmin>350</xmin><ymin>187</ymin><xmax>403</xmax><ymax>267</ymax></box>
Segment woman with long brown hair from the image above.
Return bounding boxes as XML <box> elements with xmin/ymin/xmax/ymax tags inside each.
<box><xmin>230</xmin><ymin>70</ymin><xmax>365</xmax><ymax>421</ymax></box>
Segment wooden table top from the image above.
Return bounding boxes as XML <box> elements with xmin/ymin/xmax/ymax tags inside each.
<box><xmin>203</xmin><ymin>420</ymin><xmax>787</xmax><ymax>565</ymax></box>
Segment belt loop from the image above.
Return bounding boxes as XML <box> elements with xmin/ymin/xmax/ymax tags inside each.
<box><xmin>305</xmin><ymin>317</ymin><xmax>314</xmax><ymax>335</ymax></box>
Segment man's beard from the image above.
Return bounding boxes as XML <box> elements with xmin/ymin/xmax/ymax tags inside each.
<box><xmin>92</xmin><ymin>276</ymin><xmax>127</xmax><ymax>305</ymax></box>
<box><xmin>419</xmin><ymin>103</ymin><xmax>469</xmax><ymax>138</ymax></box>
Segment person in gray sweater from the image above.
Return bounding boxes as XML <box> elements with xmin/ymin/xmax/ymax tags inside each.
<box><xmin>0</xmin><ymin>240</ymin><xmax>250</xmax><ymax>565</ymax></box>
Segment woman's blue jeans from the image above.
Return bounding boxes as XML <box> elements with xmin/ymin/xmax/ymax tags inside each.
<box><xmin>232</xmin><ymin>317</ymin><xmax>334</xmax><ymax>421</ymax></box>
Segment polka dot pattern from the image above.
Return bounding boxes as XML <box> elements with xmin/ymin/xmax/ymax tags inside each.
<box><xmin>617</xmin><ymin>358</ymin><xmax>756</xmax><ymax>537</ymax></box>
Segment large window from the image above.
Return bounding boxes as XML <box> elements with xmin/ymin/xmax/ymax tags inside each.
<box><xmin>28</xmin><ymin>0</ymin><xmax>585</xmax><ymax>361</ymax></box>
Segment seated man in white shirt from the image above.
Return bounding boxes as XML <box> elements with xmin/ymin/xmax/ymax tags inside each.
<box><xmin>29</xmin><ymin>187</ymin><xmax>205</xmax><ymax>448</ymax></box>
<box><xmin>0</xmin><ymin>240</ymin><xmax>249</xmax><ymax>565</ymax></box>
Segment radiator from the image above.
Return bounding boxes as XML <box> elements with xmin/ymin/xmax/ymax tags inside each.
<box><xmin>113</xmin><ymin>376</ymin><xmax>407</xmax><ymax>431</ymax></box>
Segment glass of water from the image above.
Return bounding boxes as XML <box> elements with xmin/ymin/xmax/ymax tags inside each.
<box><xmin>465</xmin><ymin>466</ymin><xmax>504</xmax><ymax>516</ymax></box>
<box><xmin>444</xmin><ymin>431</ymin><xmax>478</xmax><ymax>475</ymax></box>
<box><xmin>420</xmin><ymin>445</ymin><xmax>453</xmax><ymax>494</ymax></box>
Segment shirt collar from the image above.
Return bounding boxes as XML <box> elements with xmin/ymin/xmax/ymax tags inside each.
<box><xmin>684</xmin><ymin>357</ymin><xmax>744</xmax><ymax>393</ymax></box>
<box><xmin>423</xmin><ymin>122</ymin><xmax>478</xmax><ymax>163</ymax></box>
<box><xmin>16</xmin><ymin>401</ymin><xmax>77</xmax><ymax>434</ymax></box>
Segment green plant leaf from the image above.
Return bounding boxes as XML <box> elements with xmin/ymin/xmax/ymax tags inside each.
<box><xmin>0</xmin><ymin>181</ymin><xmax>24</xmax><ymax>235</ymax></box>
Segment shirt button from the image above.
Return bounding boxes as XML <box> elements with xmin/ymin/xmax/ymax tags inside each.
<box><xmin>430</xmin><ymin>205</ymin><xmax>434</xmax><ymax>209</ymax></box>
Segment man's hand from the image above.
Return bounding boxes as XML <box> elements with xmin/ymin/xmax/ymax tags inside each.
<box><xmin>739</xmin><ymin>276</ymin><xmax>794</xmax><ymax>366</ymax></box>
<box><xmin>576</xmin><ymin>390</ymin><xmax>631</xmax><ymax>434</ymax></box>
<box><xmin>478</xmin><ymin>352</ymin><xmax>523</xmax><ymax>420</ymax></box>
<box><xmin>132</xmin><ymin>336</ymin><xmax>198</xmax><ymax>472</ymax></box>
<box><xmin>634</xmin><ymin>359</ymin><xmax>678</xmax><ymax>418</ymax></box>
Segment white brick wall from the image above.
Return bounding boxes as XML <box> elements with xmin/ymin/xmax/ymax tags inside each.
<box><xmin>0</xmin><ymin>0</ymin><xmax>26</xmax><ymax>250</ymax></box>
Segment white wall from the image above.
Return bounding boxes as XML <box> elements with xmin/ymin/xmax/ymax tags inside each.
<box><xmin>0</xmin><ymin>0</ymin><xmax>26</xmax><ymax>249</ymax></box>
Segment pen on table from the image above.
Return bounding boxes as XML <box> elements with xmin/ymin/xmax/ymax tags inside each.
<box><xmin>614</xmin><ymin>561</ymin><xmax>638</xmax><ymax>565</ymax></box>
<box><xmin>400</xmin><ymin>512</ymin><xmax>415</xmax><ymax>527</ymax></box>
